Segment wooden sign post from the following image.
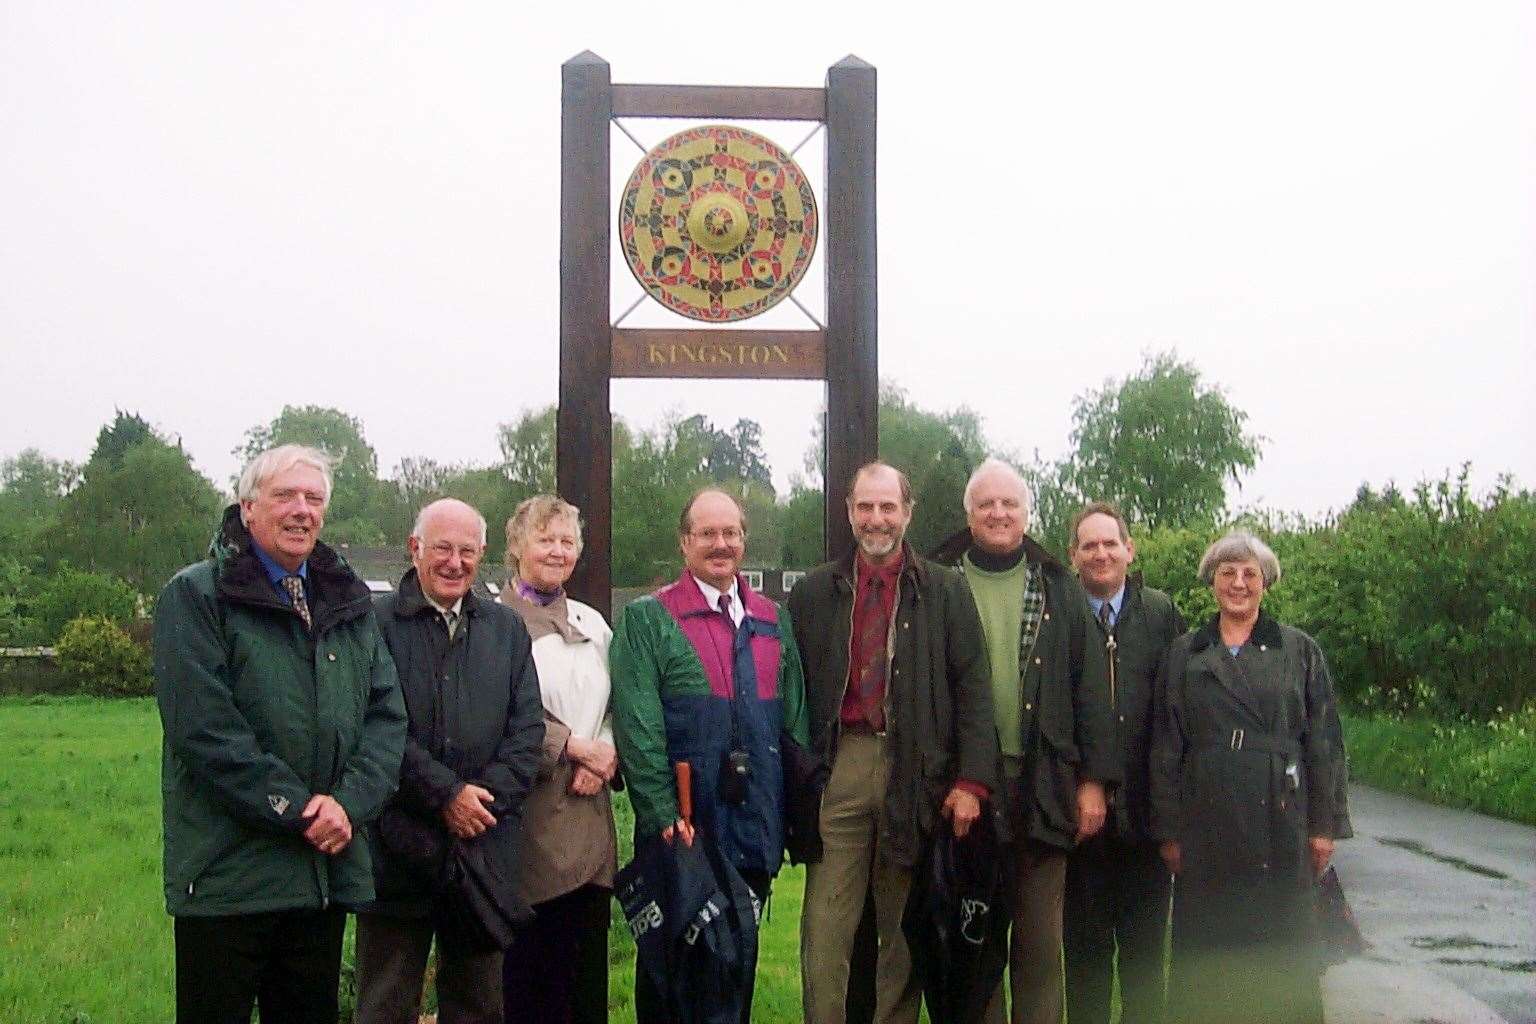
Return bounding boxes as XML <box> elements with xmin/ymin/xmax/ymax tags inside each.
<box><xmin>558</xmin><ymin>52</ymin><xmax>877</xmax><ymax>617</ymax></box>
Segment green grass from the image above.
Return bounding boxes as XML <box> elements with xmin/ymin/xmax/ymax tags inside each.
<box><xmin>0</xmin><ymin>697</ymin><xmax>172</xmax><ymax>1023</ymax></box>
<box><xmin>0</xmin><ymin>697</ymin><xmax>811</xmax><ymax>1023</ymax></box>
<box><xmin>1342</xmin><ymin>707</ymin><xmax>1536</xmax><ymax>826</ymax></box>
<box><xmin>14</xmin><ymin>697</ymin><xmax>1532</xmax><ymax>1022</ymax></box>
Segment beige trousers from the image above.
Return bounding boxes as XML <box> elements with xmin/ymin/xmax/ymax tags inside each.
<box><xmin>800</xmin><ymin>732</ymin><xmax>921</xmax><ymax>1024</ymax></box>
<box><xmin>984</xmin><ymin>839</ymin><xmax>1068</xmax><ymax>1024</ymax></box>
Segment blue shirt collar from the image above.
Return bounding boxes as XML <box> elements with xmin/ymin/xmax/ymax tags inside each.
<box><xmin>1087</xmin><ymin>584</ymin><xmax>1126</xmax><ymax>624</ymax></box>
<box><xmin>251</xmin><ymin>541</ymin><xmax>307</xmax><ymax>599</ymax></box>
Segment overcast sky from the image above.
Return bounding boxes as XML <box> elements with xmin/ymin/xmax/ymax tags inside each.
<box><xmin>3</xmin><ymin>2</ymin><xmax>1531</xmax><ymax>520</ymax></box>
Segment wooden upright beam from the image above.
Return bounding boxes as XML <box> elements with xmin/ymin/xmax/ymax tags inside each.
<box><xmin>558</xmin><ymin>52</ymin><xmax>613</xmax><ymax>618</ymax></box>
<box><xmin>823</xmin><ymin>56</ymin><xmax>878</xmax><ymax>559</ymax></box>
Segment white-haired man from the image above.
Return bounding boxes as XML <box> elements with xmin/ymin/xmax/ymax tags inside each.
<box><xmin>356</xmin><ymin>498</ymin><xmax>545</xmax><ymax>1024</ymax></box>
<box><xmin>153</xmin><ymin>444</ymin><xmax>407</xmax><ymax>1024</ymax></box>
<box><xmin>948</xmin><ymin>458</ymin><xmax>1118</xmax><ymax>1024</ymax></box>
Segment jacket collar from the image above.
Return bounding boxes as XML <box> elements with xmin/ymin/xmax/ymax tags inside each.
<box><xmin>931</xmin><ymin>527</ymin><xmax>1066</xmax><ymax>573</ymax></box>
<box><xmin>1189</xmin><ymin>608</ymin><xmax>1283</xmax><ymax>653</ymax></box>
<box><xmin>391</xmin><ymin>566</ymin><xmax>485</xmax><ymax>621</ymax></box>
<box><xmin>210</xmin><ymin>503</ymin><xmax>371</xmax><ymax>627</ymax></box>
<box><xmin>660</xmin><ymin>570</ymin><xmax>777</xmax><ymax>621</ymax></box>
<box><xmin>834</xmin><ymin>541</ymin><xmax>929</xmax><ymax>591</ymax></box>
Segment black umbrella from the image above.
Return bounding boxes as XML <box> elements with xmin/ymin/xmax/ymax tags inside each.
<box><xmin>902</xmin><ymin>816</ymin><xmax>1010</xmax><ymax>1024</ymax></box>
<box><xmin>616</xmin><ymin>827</ymin><xmax>761</xmax><ymax>1024</ymax></box>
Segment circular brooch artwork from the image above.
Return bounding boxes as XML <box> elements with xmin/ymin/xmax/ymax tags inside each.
<box><xmin>619</xmin><ymin>124</ymin><xmax>818</xmax><ymax>322</ymax></box>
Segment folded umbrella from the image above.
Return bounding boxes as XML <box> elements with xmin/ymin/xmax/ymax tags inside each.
<box><xmin>901</xmin><ymin>815</ymin><xmax>1009</xmax><ymax>1024</ymax></box>
<box><xmin>616</xmin><ymin>762</ymin><xmax>761</xmax><ymax>1024</ymax></box>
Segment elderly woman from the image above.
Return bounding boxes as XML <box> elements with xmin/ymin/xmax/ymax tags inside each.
<box><xmin>498</xmin><ymin>495</ymin><xmax>617</xmax><ymax>1024</ymax></box>
<box><xmin>1150</xmin><ymin>531</ymin><xmax>1351</xmax><ymax>1024</ymax></box>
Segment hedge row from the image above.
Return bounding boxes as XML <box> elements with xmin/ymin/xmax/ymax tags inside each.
<box><xmin>1134</xmin><ymin>471</ymin><xmax>1535</xmax><ymax>720</ymax></box>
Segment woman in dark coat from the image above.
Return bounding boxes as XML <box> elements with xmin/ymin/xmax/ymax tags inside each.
<box><xmin>1150</xmin><ymin>531</ymin><xmax>1351</xmax><ymax>1024</ymax></box>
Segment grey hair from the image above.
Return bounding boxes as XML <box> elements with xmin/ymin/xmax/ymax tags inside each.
<box><xmin>236</xmin><ymin>444</ymin><xmax>333</xmax><ymax>508</ymax></box>
<box><xmin>963</xmin><ymin>457</ymin><xmax>1033</xmax><ymax>520</ymax></box>
<box><xmin>504</xmin><ymin>494</ymin><xmax>584</xmax><ymax>565</ymax></box>
<box><xmin>410</xmin><ymin>498</ymin><xmax>488</xmax><ymax>546</ymax></box>
<box><xmin>1197</xmin><ymin>530</ymin><xmax>1282</xmax><ymax>587</ymax></box>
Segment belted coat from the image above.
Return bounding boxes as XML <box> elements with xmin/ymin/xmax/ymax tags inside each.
<box><xmin>1149</xmin><ymin>611</ymin><xmax>1352</xmax><ymax>1024</ymax></box>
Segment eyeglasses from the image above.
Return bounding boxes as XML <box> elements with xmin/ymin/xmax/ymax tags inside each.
<box><xmin>688</xmin><ymin>527</ymin><xmax>745</xmax><ymax>544</ymax></box>
<box><xmin>429</xmin><ymin>541</ymin><xmax>484</xmax><ymax>561</ymax></box>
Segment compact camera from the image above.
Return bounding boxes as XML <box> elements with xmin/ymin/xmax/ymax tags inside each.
<box><xmin>719</xmin><ymin>748</ymin><xmax>752</xmax><ymax>805</ymax></box>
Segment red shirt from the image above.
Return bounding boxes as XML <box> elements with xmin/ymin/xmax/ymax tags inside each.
<box><xmin>839</xmin><ymin>550</ymin><xmax>989</xmax><ymax>802</ymax></box>
<box><xmin>840</xmin><ymin>552</ymin><xmax>903</xmax><ymax>729</ymax></box>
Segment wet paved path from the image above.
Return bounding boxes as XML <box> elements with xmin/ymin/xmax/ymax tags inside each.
<box><xmin>1324</xmin><ymin>783</ymin><xmax>1535</xmax><ymax>1024</ymax></box>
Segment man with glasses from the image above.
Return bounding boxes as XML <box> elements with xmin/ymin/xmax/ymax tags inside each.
<box><xmin>356</xmin><ymin>498</ymin><xmax>545</xmax><ymax>1024</ymax></box>
<box><xmin>610</xmin><ymin>488</ymin><xmax>810</xmax><ymax>1024</ymax></box>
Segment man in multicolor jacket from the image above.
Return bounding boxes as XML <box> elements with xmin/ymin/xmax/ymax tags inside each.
<box><xmin>610</xmin><ymin>487</ymin><xmax>809</xmax><ymax>1024</ymax></box>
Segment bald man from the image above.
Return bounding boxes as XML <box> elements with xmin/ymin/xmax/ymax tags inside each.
<box><xmin>356</xmin><ymin>499</ymin><xmax>545</xmax><ymax>1024</ymax></box>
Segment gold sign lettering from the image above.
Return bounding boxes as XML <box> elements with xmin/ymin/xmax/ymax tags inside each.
<box><xmin>613</xmin><ymin>329</ymin><xmax>825</xmax><ymax>380</ymax></box>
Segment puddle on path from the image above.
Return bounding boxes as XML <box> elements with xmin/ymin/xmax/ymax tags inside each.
<box><xmin>1410</xmin><ymin>934</ymin><xmax>1515</xmax><ymax>951</ymax></box>
<box><xmin>1434</xmin><ymin>957</ymin><xmax>1536</xmax><ymax>973</ymax></box>
<box><xmin>1376</xmin><ymin>837</ymin><xmax>1510</xmax><ymax>880</ymax></box>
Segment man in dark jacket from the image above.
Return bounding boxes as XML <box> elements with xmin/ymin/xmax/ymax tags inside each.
<box><xmin>153</xmin><ymin>444</ymin><xmax>407</xmax><ymax>1024</ymax></box>
<box><xmin>789</xmin><ymin>461</ymin><xmax>999</xmax><ymax>1024</ymax></box>
<box><xmin>356</xmin><ymin>498</ymin><xmax>544</xmax><ymax>1024</ymax></box>
<box><xmin>945</xmin><ymin>459</ymin><xmax>1117</xmax><ymax>1024</ymax></box>
<box><xmin>1062</xmin><ymin>502</ymin><xmax>1184</xmax><ymax>1024</ymax></box>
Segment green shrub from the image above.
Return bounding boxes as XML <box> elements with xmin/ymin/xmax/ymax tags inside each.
<box><xmin>54</xmin><ymin>616</ymin><xmax>151</xmax><ymax>696</ymax></box>
<box><xmin>1343</xmin><ymin>707</ymin><xmax>1536</xmax><ymax>825</ymax></box>
<box><xmin>1134</xmin><ymin>471</ymin><xmax>1536</xmax><ymax>720</ymax></box>
<box><xmin>0</xmin><ymin>558</ymin><xmax>48</xmax><ymax>646</ymax></box>
<box><xmin>35</xmin><ymin>566</ymin><xmax>140</xmax><ymax>643</ymax></box>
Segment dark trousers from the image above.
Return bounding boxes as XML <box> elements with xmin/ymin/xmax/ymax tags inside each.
<box><xmin>355</xmin><ymin>912</ymin><xmax>504</xmax><ymax>1024</ymax></box>
<box><xmin>173</xmin><ymin>908</ymin><xmax>346</xmax><ymax>1024</ymax></box>
<box><xmin>634</xmin><ymin>869</ymin><xmax>770</xmax><ymax>1024</ymax></box>
<box><xmin>503</xmin><ymin>884</ymin><xmax>611</xmax><ymax>1024</ymax></box>
<box><xmin>1062</xmin><ymin>834</ymin><xmax>1171</xmax><ymax>1024</ymax></box>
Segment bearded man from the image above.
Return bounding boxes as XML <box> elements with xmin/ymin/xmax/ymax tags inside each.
<box><xmin>788</xmin><ymin>461</ymin><xmax>998</xmax><ymax>1024</ymax></box>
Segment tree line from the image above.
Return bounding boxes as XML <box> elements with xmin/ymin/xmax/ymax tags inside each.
<box><xmin>2</xmin><ymin>352</ymin><xmax>1530</xmax><ymax>719</ymax></box>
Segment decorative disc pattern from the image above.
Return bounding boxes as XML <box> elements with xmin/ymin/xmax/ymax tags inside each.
<box><xmin>620</xmin><ymin>124</ymin><xmax>818</xmax><ymax>322</ymax></box>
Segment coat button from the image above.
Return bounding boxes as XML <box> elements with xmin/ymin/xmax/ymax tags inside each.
<box><xmin>1024</xmin><ymin>702</ymin><xmax>1033</xmax><ymax>711</ymax></box>
<box><xmin>1118</xmin><ymin>714</ymin><xmax>1126</xmax><ymax>722</ymax></box>
<box><xmin>1034</xmin><ymin>657</ymin><xmax>1042</xmax><ymax>665</ymax></box>
<box><xmin>1043</xmin><ymin>613</ymin><xmax>1050</xmax><ymax>621</ymax></box>
<box><xmin>902</xmin><ymin>621</ymin><xmax>909</xmax><ymax>629</ymax></box>
<box><xmin>1259</xmin><ymin>644</ymin><xmax>1267</xmax><ymax>652</ymax></box>
<box><xmin>327</xmin><ymin>653</ymin><xmax>336</xmax><ymax>662</ymax></box>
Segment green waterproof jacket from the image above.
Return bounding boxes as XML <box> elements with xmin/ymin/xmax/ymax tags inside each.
<box><xmin>152</xmin><ymin>505</ymin><xmax>407</xmax><ymax>917</ymax></box>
